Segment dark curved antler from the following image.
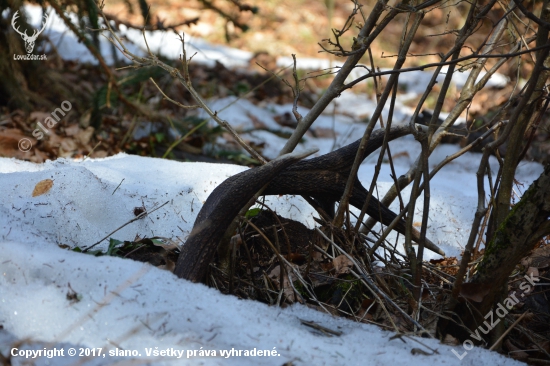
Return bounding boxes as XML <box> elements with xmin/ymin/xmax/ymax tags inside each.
<box><xmin>175</xmin><ymin>126</ymin><xmax>444</xmax><ymax>282</ymax></box>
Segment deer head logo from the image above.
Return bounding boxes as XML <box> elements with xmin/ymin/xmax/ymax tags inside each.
<box><xmin>12</xmin><ymin>10</ymin><xmax>49</xmax><ymax>54</ymax></box>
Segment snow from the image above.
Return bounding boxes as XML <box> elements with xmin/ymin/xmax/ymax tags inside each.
<box><xmin>10</xmin><ymin>5</ymin><xmax>509</xmax><ymax>91</ymax></box>
<box><xmin>8</xmin><ymin>6</ymin><xmax>252</xmax><ymax>68</ymax></box>
<box><xmin>1</xmin><ymin>4</ymin><xmax>541</xmax><ymax>365</ymax></box>
<box><xmin>0</xmin><ymin>237</ymin><xmax>521</xmax><ymax>366</ymax></box>
<box><xmin>0</xmin><ymin>146</ymin><xmax>540</xmax><ymax>365</ymax></box>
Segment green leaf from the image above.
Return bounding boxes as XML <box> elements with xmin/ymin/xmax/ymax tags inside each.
<box><xmin>245</xmin><ymin>207</ymin><xmax>261</xmax><ymax>219</ymax></box>
<box><xmin>106</xmin><ymin>238</ymin><xmax>123</xmax><ymax>256</ymax></box>
<box><xmin>155</xmin><ymin>132</ymin><xmax>165</xmax><ymax>143</ymax></box>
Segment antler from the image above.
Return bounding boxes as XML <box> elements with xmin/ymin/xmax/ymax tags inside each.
<box><xmin>11</xmin><ymin>11</ymin><xmax>27</xmax><ymax>38</ymax></box>
<box><xmin>34</xmin><ymin>12</ymin><xmax>49</xmax><ymax>39</ymax></box>
<box><xmin>11</xmin><ymin>10</ymin><xmax>48</xmax><ymax>40</ymax></box>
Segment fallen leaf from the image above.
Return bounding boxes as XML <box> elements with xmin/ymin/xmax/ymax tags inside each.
<box><xmin>76</xmin><ymin>126</ymin><xmax>94</xmax><ymax>145</ymax></box>
<box><xmin>268</xmin><ymin>264</ymin><xmax>301</xmax><ymax>303</ymax></box>
<box><xmin>361</xmin><ymin>298</ymin><xmax>375</xmax><ymax>309</ymax></box>
<box><xmin>526</xmin><ymin>267</ymin><xmax>539</xmax><ymax>282</ymax></box>
<box><xmin>522</xmin><ymin>245</ymin><xmax>550</xmax><ymax>269</ymax></box>
<box><xmin>504</xmin><ymin>339</ymin><xmax>529</xmax><ymax>360</ymax></box>
<box><xmin>60</xmin><ymin>138</ymin><xmax>77</xmax><ymax>152</ymax></box>
<box><xmin>64</xmin><ymin>124</ymin><xmax>80</xmax><ymax>136</ymax></box>
<box><xmin>443</xmin><ymin>334</ymin><xmax>460</xmax><ymax>345</ymax></box>
<box><xmin>332</xmin><ymin>255</ymin><xmax>353</xmax><ymax>275</ymax></box>
<box><xmin>29</xmin><ymin>111</ymin><xmax>51</xmax><ymax>122</ymax></box>
<box><xmin>0</xmin><ymin>128</ymin><xmax>36</xmax><ymax>159</ymax></box>
<box><xmin>459</xmin><ymin>282</ymin><xmax>491</xmax><ymax>302</ymax></box>
<box><xmin>32</xmin><ymin>179</ymin><xmax>53</xmax><ymax>197</ymax></box>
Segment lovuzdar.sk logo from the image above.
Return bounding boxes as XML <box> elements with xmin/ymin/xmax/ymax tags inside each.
<box><xmin>12</xmin><ymin>10</ymin><xmax>48</xmax><ymax>60</ymax></box>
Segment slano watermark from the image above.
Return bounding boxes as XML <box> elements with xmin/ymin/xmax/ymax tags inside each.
<box><xmin>18</xmin><ymin>100</ymin><xmax>73</xmax><ymax>152</ymax></box>
<box><xmin>451</xmin><ymin>272</ymin><xmax>539</xmax><ymax>360</ymax></box>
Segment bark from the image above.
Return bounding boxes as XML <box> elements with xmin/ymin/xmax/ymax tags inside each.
<box><xmin>472</xmin><ymin>163</ymin><xmax>550</xmax><ymax>306</ymax></box>
<box><xmin>440</xmin><ymin>163</ymin><xmax>550</xmax><ymax>341</ymax></box>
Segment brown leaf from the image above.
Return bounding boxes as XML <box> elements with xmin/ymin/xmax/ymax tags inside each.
<box><xmin>319</xmin><ymin>261</ymin><xmax>334</xmax><ymax>272</ymax></box>
<box><xmin>76</xmin><ymin>126</ymin><xmax>94</xmax><ymax>146</ymax></box>
<box><xmin>64</xmin><ymin>124</ymin><xmax>80</xmax><ymax>136</ymax></box>
<box><xmin>332</xmin><ymin>255</ymin><xmax>353</xmax><ymax>275</ymax></box>
<box><xmin>443</xmin><ymin>334</ymin><xmax>460</xmax><ymax>345</ymax></box>
<box><xmin>361</xmin><ymin>298</ymin><xmax>375</xmax><ymax>309</ymax></box>
<box><xmin>526</xmin><ymin>267</ymin><xmax>539</xmax><ymax>282</ymax></box>
<box><xmin>32</xmin><ymin>179</ymin><xmax>54</xmax><ymax>197</ymax></box>
<box><xmin>284</xmin><ymin>253</ymin><xmax>305</xmax><ymax>263</ymax></box>
<box><xmin>312</xmin><ymin>251</ymin><xmax>324</xmax><ymax>262</ymax></box>
<box><xmin>147</xmin><ymin>237</ymin><xmax>180</xmax><ymax>251</ymax></box>
<box><xmin>268</xmin><ymin>265</ymin><xmax>301</xmax><ymax>303</ymax></box>
<box><xmin>90</xmin><ymin>151</ymin><xmax>107</xmax><ymax>158</ymax></box>
<box><xmin>522</xmin><ymin>245</ymin><xmax>550</xmax><ymax>269</ymax></box>
<box><xmin>60</xmin><ymin>138</ymin><xmax>77</xmax><ymax>152</ymax></box>
<box><xmin>504</xmin><ymin>339</ymin><xmax>529</xmax><ymax>360</ymax></box>
<box><xmin>30</xmin><ymin>111</ymin><xmax>51</xmax><ymax>122</ymax></box>
<box><xmin>459</xmin><ymin>282</ymin><xmax>491</xmax><ymax>302</ymax></box>
<box><xmin>0</xmin><ymin>129</ymin><xmax>36</xmax><ymax>159</ymax></box>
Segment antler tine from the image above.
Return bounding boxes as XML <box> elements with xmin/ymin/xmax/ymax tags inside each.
<box><xmin>30</xmin><ymin>12</ymin><xmax>49</xmax><ymax>39</ymax></box>
<box><xmin>38</xmin><ymin>12</ymin><xmax>49</xmax><ymax>33</ymax></box>
<box><xmin>11</xmin><ymin>10</ymin><xmax>27</xmax><ymax>37</ymax></box>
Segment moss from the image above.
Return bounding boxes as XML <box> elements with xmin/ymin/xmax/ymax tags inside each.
<box><xmin>477</xmin><ymin>175</ymin><xmax>541</xmax><ymax>280</ymax></box>
<box><xmin>484</xmin><ymin>184</ymin><xmax>535</xmax><ymax>257</ymax></box>
<box><xmin>293</xmin><ymin>280</ymin><xmax>309</xmax><ymax>298</ymax></box>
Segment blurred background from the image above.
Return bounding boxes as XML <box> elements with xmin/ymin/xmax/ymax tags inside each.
<box><xmin>0</xmin><ymin>0</ymin><xmax>547</xmax><ymax>164</ymax></box>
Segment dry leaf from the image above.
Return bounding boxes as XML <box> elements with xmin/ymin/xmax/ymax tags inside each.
<box><xmin>443</xmin><ymin>334</ymin><xmax>460</xmax><ymax>345</ymax></box>
<box><xmin>91</xmin><ymin>151</ymin><xmax>108</xmax><ymax>158</ymax></box>
<box><xmin>60</xmin><ymin>138</ymin><xmax>77</xmax><ymax>152</ymax></box>
<box><xmin>522</xmin><ymin>246</ymin><xmax>550</xmax><ymax>269</ymax></box>
<box><xmin>268</xmin><ymin>264</ymin><xmax>301</xmax><ymax>303</ymax></box>
<box><xmin>312</xmin><ymin>251</ymin><xmax>324</xmax><ymax>262</ymax></box>
<box><xmin>29</xmin><ymin>111</ymin><xmax>51</xmax><ymax>122</ymax></box>
<box><xmin>526</xmin><ymin>267</ymin><xmax>539</xmax><ymax>281</ymax></box>
<box><xmin>76</xmin><ymin>126</ymin><xmax>94</xmax><ymax>145</ymax></box>
<box><xmin>319</xmin><ymin>261</ymin><xmax>334</xmax><ymax>272</ymax></box>
<box><xmin>148</xmin><ymin>237</ymin><xmax>180</xmax><ymax>251</ymax></box>
<box><xmin>459</xmin><ymin>282</ymin><xmax>491</xmax><ymax>302</ymax></box>
<box><xmin>0</xmin><ymin>129</ymin><xmax>36</xmax><ymax>159</ymax></box>
<box><xmin>332</xmin><ymin>255</ymin><xmax>353</xmax><ymax>275</ymax></box>
<box><xmin>504</xmin><ymin>339</ymin><xmax>529</xmax><ymax>361</ymax></box>
<box><xmin>32</xmin><ymin>179</ymin><xmax>54</xmax><ymax>197</ymax></box>
<box><xmin>283</xmin><ymin>253</ymin><xmax>305</xmax><ymax>263</ymax></box>
<box><xmin>64</xmin><ymin>124</ymin><xmax>80</xmax><ymax>136</ymax></box>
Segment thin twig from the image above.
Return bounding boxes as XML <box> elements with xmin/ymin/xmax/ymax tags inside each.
<box><xmin>84</xmin><ymin>201</ymin><xmax>169</xmax><ymax>251</ymax></box>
